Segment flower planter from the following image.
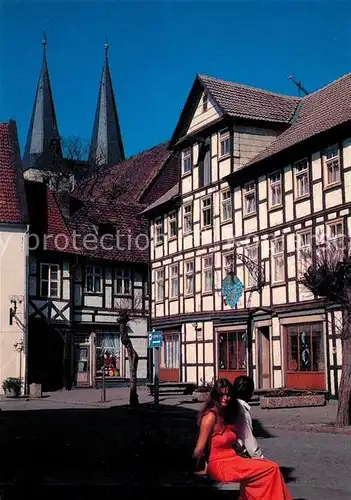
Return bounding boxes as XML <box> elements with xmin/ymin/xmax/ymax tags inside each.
<box><xmin>4</xmin><ymin>388</ymin><xmax>19</xmax><ymax>398</ymax></box>
<box><xmin>260</xmin><ymin>394</ymin><xmax>326</xmax><ymax>409</ymax></box>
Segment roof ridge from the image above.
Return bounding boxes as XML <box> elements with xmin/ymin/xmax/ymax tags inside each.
<box><xmin>198</xmin><ymin>73</ymin><xmax>301</xmax><ymax>101</ymax></box>
<box><xmin>302</xmin><ymin>71</ymin><xmax>351</xmax><ymax>100</ymax></box>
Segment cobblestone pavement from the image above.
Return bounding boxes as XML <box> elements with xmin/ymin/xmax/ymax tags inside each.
<box><xmin>0</xmin><ymin>387</ymin><xmax>350</xmax><ymax>499</ymax></box>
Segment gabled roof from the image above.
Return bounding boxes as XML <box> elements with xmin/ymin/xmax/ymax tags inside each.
<box><xmin>89</xmin><ymin>43</ymin><xmax>125</xmax><ymax>166</ymax></box>
<box><xmin>170</xmin><ymin>73</ymin><xmax>301</xmax><ymax>147</ymax></box>
<box><xmin>0</xmin><ymin>121</ymin><xmax>28</xmax><ymax>225</ymax></box>
<box><xmin>240</xmin><ymin>72</ymin><xmax>351</xmax><ymax>169</ymax></box>
<box><xmin>22</xmin><ymin>38</ymin><xmax>62</xmax><ymax>171</ymax></box>
<box><xmin>198</xmin><ymin>74</ymin><xmax>301</xmax><ymax>124</ymax></box>
<box><xmin>25</xmin><ymin>180</ymin><xmax>148</xmax><ymax>263</ymax></box>
<box><xmin>76</xmin><ymin>141</ymin><xmax>171</xmax><ymax>204</ymax></box>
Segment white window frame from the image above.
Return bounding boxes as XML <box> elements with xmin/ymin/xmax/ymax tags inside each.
<box><xmin>155</xmin><ymin>217</ymin><xmax>164</xmax><ymax>245</ymax></box>
<box><xmin>294</xmin><ymin>158</ymin><xmax>309</xmax><ymax>198</ymax></box>
<box><xmin>86</xmin><ymin>265</ymin><xmax>102</xmax><ymax>293</ymax></box>
<box><xmin>324</xmin><ymin>145</ymin><xmax>340</xmax><ymax>186</ymax></box>
<box><xmin>221</xmin><ymin>189</ymin><xmax>232</xmax><ymax>222</ymax></box>
<box><xmin>245</xmin><ymin>243</ymin><xmax>259</xmax><ymax>288</ymax></box>
<box><xmin>327</xmin><ymin>220</ymin><xmax>344</xmax><ymax>251</ymax></box>
<box><xmin>40</xmin><ymin>263</ymin><xmax>60</xmax><ymax>298</ymax></box>
<box><xmin>168</xmin><ymin>211</ymin><xmax>178</xmax><ymax>239</ymax></box>
<box><xmin>184</xmin><ymin>260</ymin><xmax>194</xmax><ymax>296</ymax></box>
<box><xmin>219</xmin><ymin>129</ymin><xmax>230</xmax><ymax>158</ymax></box>
<box><xmin>201</xmin><ymin>197</ymin><xmax>212</xmax><ymax>228</ymax></box>
<box><xmin>202</xmin><ymin>255</ymin><xmax>213</xmax><ymax>292</ymax></box>
<box><xmin>155</xmin><ymin>268</ymin><xmax>165</xmax><ymax>302</ymax></box>
<box><xmin>181</xmin><ymin>148</ymin><xmax>192</xmax><ymax>175</ymax></box>
<box><xmin>115</xmin><ymin>267</ymin><xmax>131</xmax><ymax>295</ymax></box>
<box><xmin>272</xmin><ymin>237</ymin><xmax>284</xmax><ymax>283</ymax></box>
<box><xmin>183</xmin><ymin>203</ymin><xmax>193</xmax><ymax>235</ymax></box>
<box><xmin>298</xmin><ymin>230</ymin><xmax>312</xmax><ymax>274</ymax></box>
<box><xmin>243</xmin><ymin>181</ymin><xmax>256</xmax><ymax>216</ymax></box>
<box><xmin>169</xmin><ymin>263</ymin><xmax>179</xmax><ymax>298</ymax></box>
<box><xmin>269</xmin><ymin>171</ymin><xmax>282</xmax><ymax>208</ymax></box>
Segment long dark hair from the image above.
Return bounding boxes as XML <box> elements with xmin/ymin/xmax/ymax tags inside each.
<box><xmin>198</xmin><ymin>378</ymin><xmax>240</xmax><ymax>425</ymax></box>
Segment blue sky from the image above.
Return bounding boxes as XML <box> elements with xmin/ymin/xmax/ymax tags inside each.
<box><xmin>1</xmin><ymin>1</ymin><xmax>350</xmax><ymax>158</ymax></box>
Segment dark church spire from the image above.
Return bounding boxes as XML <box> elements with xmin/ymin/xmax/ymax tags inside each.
<box><xmin>22</xmin><ymin>33</ymin><xmax>62</xmax><ymax>171</ymax></box>
<box><xmin>89</xmin><ymin>39</ymin><xmax>125</xmax><ymax>166</ymax></box>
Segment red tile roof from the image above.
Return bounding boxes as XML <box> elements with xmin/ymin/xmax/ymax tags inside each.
<box><xmin>0</xmin><ymin>121</ymin><xmax>28</xmax><ymax>225</ymax></box>
<box><xmin>75</xmin><ymin>141</ymin><xmax>171</xmax><ymax>204</ymax></box>
<box><xmin>244</xmin><ymin>72</ymin><xmax>351</xmax><ymax>167</ymax></box>
<box><xmin>199</xmin><ymin>74</ymin><xmax>301</xmax><ymax>124</ymax></box>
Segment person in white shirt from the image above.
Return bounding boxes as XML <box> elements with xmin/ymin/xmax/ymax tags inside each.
<box><xmin>232</xmin><ymin>375</ymin><xmax>265</xmax><ymax>459</ymax></box>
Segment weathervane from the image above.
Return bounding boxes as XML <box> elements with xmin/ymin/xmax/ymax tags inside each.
<box><xmin>289</xmin><ymin>75</ymin><xmax>309</xmax><ymax>96</ymax></box>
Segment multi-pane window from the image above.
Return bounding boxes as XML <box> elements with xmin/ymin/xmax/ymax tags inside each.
<box><xmin>221</xmin><ymin>189</ymin><xmax>232</xmax><ymax>221</ymax></box>
<box><xmin>269</xmin><ymin>172</ymin><xmax>282</xmax><ymax>207</ymax></box>
<box><xmin>183</xmin><ymin>204</ymin><xmax>193</xmax><ymax>234</ymax></box>
<box><xmin>298</xmin><ymin>231</ymin><xmax>312</xmax><ymax>273</ymax></box>
<box><xmin>168</xmin><ymin>211</ymin><xmax>178</xmax><ymax>239</ymax></box>
<box><xmin>325</xmin><ymin>145</ymin><xmax>340</xmax><ymax>185</ymax></box>
<box><xmin>169</xmin><ymin>264</ymin><xmax>179</xmax><ymax>298</ymax></box>
<box><xmin>202</xmin><ymin>197</ymin><xmax>212</xmax><ymax>228</ymax></box>
<box><xmin>245</xmin><ymin>244</ymin><xmax>259</xmax><ymax>288</ymax></box>
<box><xmin>182</xmin><ymin>148</ymin><xmax>192</xmax><ymax>175</ymax></box>
<box><xmin>218</xmin><ymin>331</ymin><xmax>246</xmax><ymax>370</ymax></box>
<box><xmin>272</xmin><ymin>237</ymin><xmax>284</xmax><ymax>283</ymax></box>
<box><xmin>115</xmin><ymin>268</ymin><xmax>131</xmax><ymax>295</ymax></box>
<box><xmin>184</xmin><ymin>260</ymin><xmax>194</xmax><ymax>295</ymax></box>
<box><xmin>287</xmin><ymin>323</ymin><xmax>324</xmax><ymax>372</ymax></box>
<box><xmin>295</xmin><ymin>159</ymin><xmax>309</xmax><ymax>198</ymax></box>
<box><xmin>219</xmin><ymin>130</ymin><xmax>230</xmax><ymax>157</ymax></box>
<box><xmin>155</xmin><ymin>217</ymin><xmax>164</xmax><ymax>245</ymax></box>
<box><xmin>40</xmin><ymin>263</ymin><xmax>60</xmax><ymax>298</ymax></box>
<box><xmin>202</xmin><ymin>93</ymin><xmax>208</xmax><ymax>113</ymax></box>
<box><xmin>155</xmin><ymin>268</ymin><xmax>164</xmax><ymax>301</ymax></box>
<box><xmin>199</xmin><ymin>138</ymin><xmax>211</xmax><ymax>187</ymax></box>
<box><xmin>86</xmin><ymin>265</ymin><xmax>102</xmax><ymax>293</ymax></box>
<box><xmin>243</xmin><ymin>181</ymin><xmax>256</xmax><ymax>215</ymax></box>
<box><xmin>203</xmin><ymin>255</ymin><xmax>213</xmax><ymax>292</ymax></box>
<box><xmin>328</xmin><ymin>220</ymin><xmax>344</xmax><ymax>250</ymax></box>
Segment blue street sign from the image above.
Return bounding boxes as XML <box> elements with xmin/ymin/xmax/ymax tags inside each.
<box><xmin>148</xmin><ymin>330</ymin><xmax>163</xmax><ymax>348</ymax></box>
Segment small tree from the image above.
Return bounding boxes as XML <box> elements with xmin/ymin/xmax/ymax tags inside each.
<box><xmin>301</xmin><ymin>242</ymin><xmax>351</xmax><ymax>427</ymax></box>
<box><xmin>114</xmin><ymin>295</ymin><xmax>145</xmax><ymax>407</ymax></box>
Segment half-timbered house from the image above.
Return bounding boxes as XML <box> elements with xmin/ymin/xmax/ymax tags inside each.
<box><xmin>144</xmin><ymin>72</ymin><xmax>351</xmax><ymax>398</ymax></box>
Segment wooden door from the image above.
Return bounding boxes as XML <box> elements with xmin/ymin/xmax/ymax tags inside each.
<box><xmin>160</xmin><ymin>332</ymin><xmax>180</xmax><ymax>382</ymax></box>
<box><xmin>257</xmin><ymin>327</ymin><xmax>271</xmax><ymax>389</ymax></box>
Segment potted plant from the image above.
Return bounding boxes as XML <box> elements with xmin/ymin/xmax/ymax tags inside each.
<box><xmin>2</xmin><ymin>377</ymin><xmax>22</xmax><ymax>398</ymax></box>
<box><xmin>192</xmin><ymin>378</ymin><xmax>214</xmax><ymax>402</ymax></box>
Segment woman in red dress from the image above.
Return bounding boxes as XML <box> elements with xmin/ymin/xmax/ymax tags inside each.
<box><xmin>193</xmin><ymin>378</ymin><xmax>292</xmax><ymax>500</ymax></box>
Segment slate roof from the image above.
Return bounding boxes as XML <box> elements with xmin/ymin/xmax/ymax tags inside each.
<box><xmin>0</xmin><ymin>121</ymin><xmax>28</xmax><ymax>225</ymax></box>
<box><xmin>198</xmin><ymin>74</ymin><xmax>301</xmax><ymax>124</ymax></box>
<box><xmin>243</xmin><ymin>72</ymin><xmax>351</xmax><ymax>168</ymax></box>
<box><xmin>76</xmin><ymin>141</ymin><xmax>171</xmax><ymax>204</ymax></box>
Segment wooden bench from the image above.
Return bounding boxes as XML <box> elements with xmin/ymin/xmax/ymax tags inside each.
<box><xmin>147</xmin><ymin>382</ymin><xmax>197</xmax><ymax>396</ymax></box>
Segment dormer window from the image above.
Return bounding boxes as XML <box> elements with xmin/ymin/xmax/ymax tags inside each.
<box><xmin>202</xmin><ymin>93</ymin><xmax>208</xmax><ymax>112</ymax></box>
<box><xmin>181</xmin><ymin>148</ymin><xmax>192</xmax><ymax>175</ymax></box>
<box><xmin>98</xmin><ymin>223</ymin><xmax>115</xmax><ymax>236</ymax></box>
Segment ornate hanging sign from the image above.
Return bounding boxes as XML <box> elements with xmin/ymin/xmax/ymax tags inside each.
<box><xmin>221</xmin><ymin>273</ymin><xmax>243</xmax><ymax>309</ymax></box>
